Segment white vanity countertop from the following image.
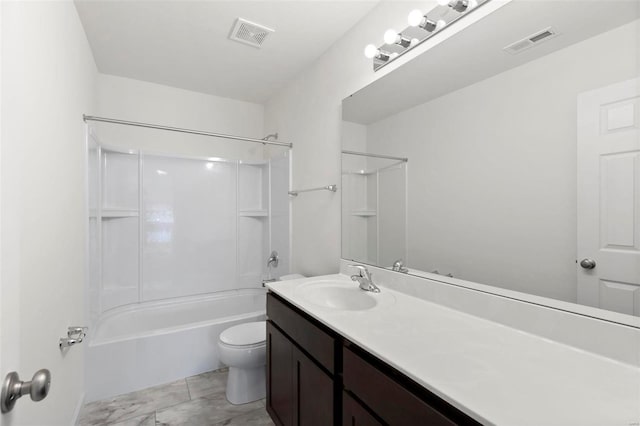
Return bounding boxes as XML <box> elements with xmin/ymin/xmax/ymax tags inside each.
<box><xmin>266</xmin><ymin>274</ymin><xmax>640</xmax><ymax>426</ymax></box>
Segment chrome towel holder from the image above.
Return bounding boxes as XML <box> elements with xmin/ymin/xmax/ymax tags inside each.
<box><xmin>288</xmin><ymin>184</ymin><xmax>337</xmax><ymax>197</ymax></box>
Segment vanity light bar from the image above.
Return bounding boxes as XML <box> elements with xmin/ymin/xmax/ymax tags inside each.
<box><xmin>384</xmin><ymin>30</ymin><xmax>414</xmax><ymax>48</ymax></box>
<box><xmin>364</xmin><ymin>0</ymin><xmax>489</xmax><ymax>71</ymax></box>
<box><xmin>364</xmin><ymin>44</ymin><xmax>391</xmax><ymax>61</ymax></box>
<box><xmin>444</xmin><ymin>0</ymin><xmax>478</xmax><ymax>13</ymax></box>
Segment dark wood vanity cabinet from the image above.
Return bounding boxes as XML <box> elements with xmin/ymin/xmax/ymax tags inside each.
<box><xmin>342</xmin><ymin>391</ymin><xmax>383</xmax><ymax>426</ymax></box>
<box><xmin>266</xmin><ymin>292</ymin><xmax>479</xmax><ymax>426</ymax></box>
<box><xmin>266</xmin><ymin>294</ymin><xmax>335</xmax><ymax>426</ymax></box>
<box><xmin>266</xmin><ymin>323</ymin><xmax>295</xmax><ymax>426</ymax></box>
<box><xmin>342</xmin><ymin>345</ymin><xmax>479</xmax><ymax>426</ymax></box>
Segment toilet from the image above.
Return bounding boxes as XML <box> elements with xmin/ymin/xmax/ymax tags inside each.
<box><xmin>218</xmin><ymin>273</ymin><xmax>305</xmax><ymax>404</ymax></box>
<box><xmin>218</xmin><ymin>321</ymin><xmax>267</xmax><ymax>405</ymax></box>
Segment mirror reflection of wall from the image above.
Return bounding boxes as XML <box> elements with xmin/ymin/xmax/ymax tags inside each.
<box><xmin>342</xmin><ymin>0</ymin><xmax>640</xmax><ymax>320</ymax></box>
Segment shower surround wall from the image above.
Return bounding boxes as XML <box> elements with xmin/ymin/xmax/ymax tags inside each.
<box><xmin>86</xmin><ymin>130</ymin><xmax>289</xmax><ymax>399</ymax></box>
<box><xmin>87</xmin><ymin>74</ymin><xmax>289</xmax><ymax>316</ymax></box>
<box><xmin>89</xmin><ymin>140</ymin><xmax>289</xmax><ymax>319</ymax></box>
<box><xmin>83</xmin><ymin>74</ymin><xmax>291</xmax><ymax>400</ymax></box>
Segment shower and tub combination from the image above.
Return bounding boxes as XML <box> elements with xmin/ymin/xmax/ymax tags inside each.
<box><xmin>85</xmin><ymin>117</ymin><xmax>292</xmax><ymax>402</ymax></box>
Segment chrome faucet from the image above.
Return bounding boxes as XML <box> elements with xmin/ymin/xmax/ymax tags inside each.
<box><xmin>391</xmin><ymin>259</ymin><xmax>409</xmax><ymax>273</ymax></box>
<box><xmin>349</xmin><ymin>265</ymin><xmax>380</xmax><ymax>293</ymax></box>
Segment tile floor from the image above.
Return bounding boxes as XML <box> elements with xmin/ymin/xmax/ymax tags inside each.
<box><xmin>78</xmin><ymin>369</ymin><xmax>275</xmax><ymax>426</ymax></box>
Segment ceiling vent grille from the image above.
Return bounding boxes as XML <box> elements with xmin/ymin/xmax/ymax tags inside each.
<box><xmin>229</xmin><ymin>18</ymin><xmax>274</xmax><ymax>48</ymax></box>
<box><xmin>503</xmin><ymin>27</ymin><xmax>558</xmax><ymax>54</ymax></box>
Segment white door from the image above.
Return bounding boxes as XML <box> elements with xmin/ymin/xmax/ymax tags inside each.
<box><xmin>1</xmin><ymin>2</ymin><xmax>91</xmax><ymax>424</ymax></box>
<box><xmin>577</xmin><ymin>77</ymin><xmax>640</xmax><ymax>316</ymax></box>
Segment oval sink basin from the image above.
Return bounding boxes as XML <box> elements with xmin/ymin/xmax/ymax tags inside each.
<box><xmin>294</xmin><ymin>280</ymin><xmax>393</xmax><ymax>311</ymax></box>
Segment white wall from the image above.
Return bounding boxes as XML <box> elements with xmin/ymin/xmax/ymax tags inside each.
<box><xmin>264</xmin><ymin>1</ymin><xmax>509</xmax><ymax>276</ymax></box>
<box><xmin>94</xmin><ymin>74</ymin><xmax>266</xmax><ymax>161</ymax></box>
<box><xmin>366</xmin><ymin>20</ymin><xmax>640</xmax><ymax>302</ymax></box>
<box><xmin>1</xmin><ymin>2</ymin><xmax>97</xmax><ymax>424</ymax></box>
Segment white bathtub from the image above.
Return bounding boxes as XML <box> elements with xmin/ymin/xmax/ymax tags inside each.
<box><xmin>86</xmin><ymin>288</ymin><xmax>266</xmax><ymax>402</ymax></box>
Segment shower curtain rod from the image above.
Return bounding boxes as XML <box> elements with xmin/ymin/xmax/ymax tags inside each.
<box><xmin>341</xmin><ymin>150</ymin><xmax>408</xmax><ymax>162</ymax></box>
<box><xmin>83</xmin><ymin>115</ymin><xmax>293</xmax><ymax>148</ymax></box>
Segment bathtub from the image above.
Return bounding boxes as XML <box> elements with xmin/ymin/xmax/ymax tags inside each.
<box><xmin>85</xmin><ymin>288</ymin><xmax>266</xmax><ymax>402</ymax></box>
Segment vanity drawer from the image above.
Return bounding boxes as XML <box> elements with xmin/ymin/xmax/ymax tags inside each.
<box><xmin>266</xmin><ymin>292</ymin><xmax>335</xmax><ymax>373</ymax></box>
<box><xmin>343</xmin><ymin>345</ymin><xmax>477</xmax><ymax>426</ymax></box>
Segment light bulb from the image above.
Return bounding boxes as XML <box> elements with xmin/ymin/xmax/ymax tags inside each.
<box><xmin>410</xmin><ymin>38</ymin><xmax>420</xmax><ymax>47</ymax></box>
<box><xmin>467</xmin><ymin>0</ymin><xmax>478</xmax><ymax>10</ymax></box>
<box><xmin>408</xmin><ymin>9</ymin><xmax>425</xmax><ymax>27</ymax></box>
<box><xmin>436</xmin><ymin>19</ymin><xmax>446</xmax><ymax>30</ymax></box>
<box><xmin>437</xmin><ymin>0</ymin><xmax>450</xmax><ymax>5</ymax></box>
<box><xmin>384</xmin><ymin>29</ymin><xmax>399</xmax><ymax>45</ymax></box>
<box><xmin>364</xmin><ymin>44</ymin><xmax>379</xmax><ymax>59</ymax></box>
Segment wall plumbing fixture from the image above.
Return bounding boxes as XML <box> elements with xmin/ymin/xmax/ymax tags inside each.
<box><xmin>59</xmin><ymin>326</ymin><xmax>88</xmax><ymax>349</ymax></box>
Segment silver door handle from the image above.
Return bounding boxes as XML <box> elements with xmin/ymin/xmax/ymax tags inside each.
<box><xmin>1</xmin><ymin>369</ymin><xmax>51</xmax><ymax>413</ymax></box>
<box><xmin>580</xmin><ymin>258</ymin><xmax>596</xmax><ymax>269</ymax></box>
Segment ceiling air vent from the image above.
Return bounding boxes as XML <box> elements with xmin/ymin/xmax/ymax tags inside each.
<box><xmin>503</xmin><ymin>27</ymin><xmax>558</xmax><ymax>54</ymax></box>
<box><xmin>229</xmin><ymin>18</ymin><xmax>274</xmax><ymax>48</ymax></box>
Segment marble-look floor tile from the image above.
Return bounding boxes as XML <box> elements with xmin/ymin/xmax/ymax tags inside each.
<box><xmin>186</xmin><ymin>368</ymin><xmax>228</xmax><ymax>399</ymax></box>
<box><xmin>108</xmin><ymin>412</ymin><xmax>156</xmax><ymax>426</ymax></box>
<box><xmin>212</xmin><ymin>408</ymin><xmax>275</xmax><ymax>426</ymax></box>
<box><xmin>155</xmin><ymin>393</ymin><xmax>262</xmax><ymax>426</ymax></box>
<box><xmin>78</xmin><ymin>380</ymin><xmax>189</xmax><ymax>426</ymax></box>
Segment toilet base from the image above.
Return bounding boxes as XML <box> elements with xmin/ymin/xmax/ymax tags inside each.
<box><xmin>225</xmin><ymin>365</ymin><xmax>265</xmax><ymax>405</ymax></box>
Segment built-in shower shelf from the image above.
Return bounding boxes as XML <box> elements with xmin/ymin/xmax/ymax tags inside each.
<box><xmin>239</xmin><ymin>209</ymin><xmax>268</xmax><ymax>217</ymax></box>
<box><xmin>100</xmin><ymin>209</ymin><xmax>139</xmax><ymax>218</ymax></box>
<box><xmin>351</xmin><ymin>210</ymin><xmax>377</xmax><ymax>217</ymax></box>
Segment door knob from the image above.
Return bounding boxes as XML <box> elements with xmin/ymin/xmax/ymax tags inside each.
<box><xmin>1</xmin><ymin>369</ymin><xmax>51</xmax><ymax>413</ymax></box>
<box><xmin>580</xmin><ymin>258</ymin><xmax>597</xmax><ymax>270</ymax></box>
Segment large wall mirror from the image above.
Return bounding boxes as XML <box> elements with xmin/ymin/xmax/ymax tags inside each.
<box><xmin>341</xmin><ymin>0</ymin><xmax>640</xmax><ymax>325</ymax></box>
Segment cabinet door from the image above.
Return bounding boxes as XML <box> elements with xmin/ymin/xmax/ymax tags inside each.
<box><xmin>267</xmin><ymin>321</ymin><xmax>293</xmax><ymax>426</ymax></box>
<box><xmin>293</xmin><ymin>346</ymin><xmax>334</xmax><ymax>426</ymax></box>
<box><xmin>343</xmin><ymin>391</ymin><xmax>383</xmax><ymax>426</ymax></box>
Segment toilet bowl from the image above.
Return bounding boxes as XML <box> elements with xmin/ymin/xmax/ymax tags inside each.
<box><xmin>218</xmin><ymin>321</ymin><xmax>266</xmax><ymax>405</ymax></box>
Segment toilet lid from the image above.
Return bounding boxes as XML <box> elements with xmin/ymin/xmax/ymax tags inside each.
<box><xmin>220</xmin><ymin>321</ymin><xmax>266</xmax><ymax>346</ymax></box>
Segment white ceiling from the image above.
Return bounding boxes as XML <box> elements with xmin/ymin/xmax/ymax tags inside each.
<box><xmin>75</xmin><ymin>0</ymin><xmax>379</xmax><ymax>104</ymax></box>
<box><xmin>344</xmin><ymin>0</ymin><xmax>640</xmax><ymax>124</ymax></box>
